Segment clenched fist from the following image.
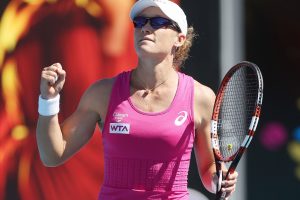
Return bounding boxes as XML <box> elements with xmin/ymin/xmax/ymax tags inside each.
<box><xmin>40</xmin><ymin>63</ymin><xmax>66</xmax><ymax>99</ymax></box>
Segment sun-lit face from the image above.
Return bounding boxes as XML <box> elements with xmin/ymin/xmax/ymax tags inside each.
<box><xmin>133</xmin><ymin>7</ymin><xmax>183</xmax><ymax>60</ymax></box>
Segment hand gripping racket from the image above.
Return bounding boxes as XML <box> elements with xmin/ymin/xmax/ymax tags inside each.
<box><xmin>211</xmin><ymin>61</ymin><xmax>264</xmax><ymax>200</ymax></box>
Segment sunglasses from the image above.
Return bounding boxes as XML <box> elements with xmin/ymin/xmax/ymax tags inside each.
<box><xmin>133</xmin><ymin>16</ymin><xmax>181</xmax><ymax>32</ymax></box>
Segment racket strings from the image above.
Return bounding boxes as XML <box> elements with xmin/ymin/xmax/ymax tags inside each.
<box><xmin>217</xmin><ymin>66</ymin><xmax>259</xmax><ymax>159</ymax></box>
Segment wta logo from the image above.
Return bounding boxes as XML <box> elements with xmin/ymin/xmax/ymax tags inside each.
<box><xmin>174</xmin><ymin>111</ymin><xmax>188</xmax><ymax>126</ymax></box>
<box><xmin>109</xmin><ymin>123</ymin><xmax>130</xmax><ymax>134</ymax></box>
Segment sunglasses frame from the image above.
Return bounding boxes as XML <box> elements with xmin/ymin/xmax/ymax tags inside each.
<box><xmin>133</xmin><ymin>16</ymin><xmax>181</xmax><ymax>33</ymax></box>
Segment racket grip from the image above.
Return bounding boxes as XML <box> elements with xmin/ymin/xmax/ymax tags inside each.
<box><xmin>215</xmin><ymin>190</ymin><xmax>227</xmax><ymax>200</ymax></box>
<box><xmin>214</xmin><ymin>161</ymin><xmax>226</xmax><ymax>200</ymax></box>
<box><xmin>215</xmin><ymin>164</ymin><xmax>231</xmax><ymax>200</ymax></box>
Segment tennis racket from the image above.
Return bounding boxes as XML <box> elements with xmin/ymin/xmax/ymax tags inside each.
<box><xmin>211</xmin><ymin>61</ymin><xmax>263</xmax><ymax>200</ymax></box>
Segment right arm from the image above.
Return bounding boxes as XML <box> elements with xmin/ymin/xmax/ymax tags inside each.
<box><xmin>36</xmin><ymin>63</ymin><xmax>113</xmax><ymax>167</ymax></box>
<box><xmin>193</xmin><ymin>80</ymin><xmax>238</xmax><ymax>198</ymax></box>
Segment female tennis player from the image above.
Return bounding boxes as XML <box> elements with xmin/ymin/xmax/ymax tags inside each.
<box><xmin>36</xmin><ymin>0</ymin><xmax>238</xmax><ymax>199</ymax></box>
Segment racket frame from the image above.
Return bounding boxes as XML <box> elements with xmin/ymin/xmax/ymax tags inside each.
<box><xmin>211</xmin><ymin>61</ymin><xmax>263</xmax><ymax>199</ymax></box>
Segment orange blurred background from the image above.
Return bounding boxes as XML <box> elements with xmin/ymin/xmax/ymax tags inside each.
<box><xmin>0</xmin><ymin>0</ymin><xmax>138</xmax><ymax>199</ymax></box>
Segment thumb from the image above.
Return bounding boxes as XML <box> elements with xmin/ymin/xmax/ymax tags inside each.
<box><xmin>53</xmin><ymin>63</ymin><xmax>65</xmax><ymax>82</ymax></box>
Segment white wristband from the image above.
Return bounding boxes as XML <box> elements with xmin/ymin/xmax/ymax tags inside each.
<box><xmin>38</xmin><ymin>94</ymin><xmax>60</xmax><ymax>116</ymax></box>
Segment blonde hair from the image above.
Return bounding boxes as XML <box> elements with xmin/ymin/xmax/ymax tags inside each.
<box><xmin>174</xmin><ymin>26</ymin><xmax>197</xmax><ymax>68</ymax></box>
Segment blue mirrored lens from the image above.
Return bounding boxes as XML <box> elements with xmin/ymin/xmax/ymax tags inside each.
<box><xmin>150</xmin><ymin>17</ymin><xmax>172</xmax><ymax>28</ymax></box>
<box><xmin>133</xmin><ymin>16</ymin><xmax>172</xmax><ymax>29</ymax></box>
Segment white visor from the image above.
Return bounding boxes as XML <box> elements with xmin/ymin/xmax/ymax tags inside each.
<box><xmin>130</xmin><ymin>0</ymin><xmax>188</xmax><ymax>36</ymax></box>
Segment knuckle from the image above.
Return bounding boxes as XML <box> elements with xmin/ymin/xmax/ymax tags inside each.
<box><xmin>56</xmin><ymin>63</ymin><xmax>62</xmax><ymax>68</ymax></box>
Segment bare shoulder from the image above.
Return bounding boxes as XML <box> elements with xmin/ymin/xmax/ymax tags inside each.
<box><xmin>194</xmin><ymin>80</ymin><xmax>216</xmax><ymax>109</ymax></box>
<box><xmin>78</xmin><ymin>77</ymin><xmax>116</xmax><ymax>120</ymax></box>
<box><xmin>86</xmin><ymin>77</ymin><xmax>115</xmax><ymax>97</ymax></box>
<box><xmin>193</xmin><ymin>80</ymin><xmax>216</xmax><ymax>128</ymax></box>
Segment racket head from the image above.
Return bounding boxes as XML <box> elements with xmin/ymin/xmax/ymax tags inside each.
<box><xmin>211</xmin><ymin>61</ymin><xmax>263</xmax><ymax>162</ymax></box>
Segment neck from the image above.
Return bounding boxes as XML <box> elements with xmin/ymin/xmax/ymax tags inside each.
<box><xmin>133</xmin><ymin>58</ymin><xmax>177</xmax><ymax>91</ymax></box>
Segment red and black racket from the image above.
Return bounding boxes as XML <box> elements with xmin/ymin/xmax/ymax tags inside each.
<box><xmin>211</xmin><ymin>61</ymin><xmax>263</xmax><ymax>200</ymax></box>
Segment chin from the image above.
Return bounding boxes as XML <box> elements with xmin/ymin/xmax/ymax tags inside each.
<box><xmin>136</xmin><ymin>47</ymin><xmax>156</xmax><ymax>57</ymax></box>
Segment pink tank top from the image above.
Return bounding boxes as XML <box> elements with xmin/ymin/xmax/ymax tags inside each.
<box><xmin>98</xmin><ymin>70</ymin><xmax>195</xmax><ymax>200</ymax></box>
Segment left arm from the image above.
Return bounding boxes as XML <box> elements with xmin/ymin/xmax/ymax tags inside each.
<box><xmin>193</xmin><ymin>80</ymin><xmax>238</xmax><ymax>198</ymax></box>
<box><xmin>193</xmin><ymin>80</ymin><xmax>217</xmax><ymax>193</ymax></box>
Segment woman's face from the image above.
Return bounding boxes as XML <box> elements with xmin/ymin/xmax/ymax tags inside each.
<box><xmin>133</xmin><ymin>7</ymin><xmax>180</xmax><ymax>60</ymax></box>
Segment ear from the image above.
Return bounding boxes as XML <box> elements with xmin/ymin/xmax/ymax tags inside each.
<box><xmin>174</xmin><ymin>33</ymin><xmax>186</xmax><ymax>48</ymax></box>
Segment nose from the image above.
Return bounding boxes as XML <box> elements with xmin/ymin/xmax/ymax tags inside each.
<box><xmin>141</xmin><ymin>20</ymin><xmax>152</xmax><ymax>33</ymax></box>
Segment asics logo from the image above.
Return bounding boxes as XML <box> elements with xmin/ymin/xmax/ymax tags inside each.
<box><xmin>174</xmin><ymin>111</ymin><xmax>188</xmax><ymax>126</ymax></box>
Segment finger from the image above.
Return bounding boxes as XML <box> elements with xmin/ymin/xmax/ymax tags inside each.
<box><xmin>42</xmin><ymin>73</ymin><xmax>57</xmax><ymax>86</ymax></box>
<box><xmin>42</xmin><ymin>71</ymin><xmax>58</xmax><ymax>85</ymax></box>
<box><xmin>221</xmin><ymin>171</ymin><xmax>238</xmax><ymax>183</ymax></box>
<box><xmin>56</xmin><ymin>68</ymin><xmax>66</xmax><ymax>81</ymax></box>
<box><xmin>43</xmin><ymin>65</ymin><xmax>57</xmax><ymax>72</ymax></box>
<box><xmin>42</xmin><ymin>70</ymin><xmax>58</xmax><ymax>79</ymax></box>
<box><xmin>53</xmin><ymin>62</ymin><xmax>62</xmax><ymax>69</ymax></box>
<box><xmin>50</xmin><ymin>63</ymin><xmax>65</xmax><ymax>82</ymax></box>
<box><xmin>54</xmin><ymin>74</ymin><xmax>58</xmax><ymax>82</ymax></box>
<box><xmin>222</xmin><ymin>183</ymin><xmax>236</xmax><ymax>192</ymax></box>
<box><xmin>43</xmin><ymin>63</ymin><xmax>62</xmax><ymax>74</ymax></box>
<box><xmin>221</xmin><ymin>184</ymin><xmax>236</xmax><ymax>196</ymax></box>
<box><xmin>221</xmin><ymin>178</ymin><xmax>237</xmax><ymax>188</ymax></box>
<box><xmin>225</xmin><ymin>189</ymin><xmax>235</xmax><ymax>198</ymax></box>
<box><xmin>228</xmin><ymin>171</ymin><xmax>238</xmax><ymax>179</ymax></box>
<box><xmin>42</xmin><ymin>63</ymin><xmax>64</xmax><ymax>84</ymax></box>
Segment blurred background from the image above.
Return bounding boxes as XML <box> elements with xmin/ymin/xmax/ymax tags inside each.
<box><xmin>0</xmin><ymin>0</ymin><xmax>299</xmax><ymax>200</ymax></box>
